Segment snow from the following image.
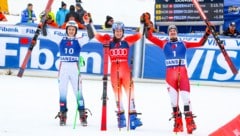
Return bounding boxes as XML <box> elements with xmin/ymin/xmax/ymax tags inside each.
<box><xmin>5</xmin><ymin>0</ymin><xmax>155</xmax><ymax>27</ymax></box>
<box><xmin>0</xmin><ymin>74</ymin><xmax>239</xmax><ymax>136</ymax></box>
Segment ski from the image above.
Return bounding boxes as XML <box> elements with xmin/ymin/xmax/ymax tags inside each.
<box><xmin>100</xmin><ymin>44</ymin><xmax>109</xmax><ymax>131</ymax></box>
<box><xmin>192</xmin><ymin>0</ymin><xmax>238</xmax><ymax>75</ymax></box>
<box><xmin>17</xmin><ymin>0</ymin><xmax>54</xmax><ymax>77</ymax></box>
<box><xmin>42</xmin><ymin>22</ymin><xmax>48</xmax><ymax>36</ymax></box>
<box><xmin>127</xmin><ymin>57</ymin><xmax>133</xmax><ymax>131</ymax></box>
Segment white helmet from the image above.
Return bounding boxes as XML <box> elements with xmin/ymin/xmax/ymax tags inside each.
<box><xmin>66</xmin><ymin>20</ymin><xmax>78</xmax><ymax>29</ymax></box>
<box><xmin>66</xmin><ymin>20</ymin><xmax>78</xmax><ymax>36</ymax></box>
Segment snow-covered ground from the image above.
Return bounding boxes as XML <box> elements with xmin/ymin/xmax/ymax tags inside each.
<box><xmin>5</xmin><ymin>0</ymin><xmax>155</xmax><ymax>27</ymax></box>
<box><xmin>0</xmin><ymin>74</ymin><xmax>239</xmax><ymax>136</ymax></box>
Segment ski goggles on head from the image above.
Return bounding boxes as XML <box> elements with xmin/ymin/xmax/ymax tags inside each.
<box><xmin>112</xmin><ymin>21</ymin><xmax>124</xmax><ymax>31</ymax></box>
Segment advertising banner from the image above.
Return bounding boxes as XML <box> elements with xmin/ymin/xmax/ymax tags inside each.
<box><xmin>0</xmin><ymin>25</ymin><xmax>239</xmax><ymax>81</ymax></box>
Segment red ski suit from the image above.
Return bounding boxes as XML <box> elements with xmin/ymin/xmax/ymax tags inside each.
<box><xmin>95</xmin><ymin>33</ymin><xmax>141</xmax><ymax>102</ymax></box>
<box><xmin>147</xmin><ymin>31</ymin><xmax>208</xmax><ymax>92</ymax></box>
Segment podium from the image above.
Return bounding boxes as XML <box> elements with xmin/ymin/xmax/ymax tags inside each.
<box><xmin>209</xmin><ymin>114</ymin><xmax>240</xmax><ymax>136</ymax></box>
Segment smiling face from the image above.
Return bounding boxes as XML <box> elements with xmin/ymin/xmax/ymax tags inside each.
<box><xmin>67</xmin><ymin>26</ymin><xmax>77</xmax><ymax>37</ymax></box>
<box><xmin>168</xmin><ymin>28</ymin><xmax>178</xmax><ymax>40</ymax></box>
<box><xmin>114</xmin><ymin>29</ymin><xmax>123</xmax><ymax>39</ymax></box>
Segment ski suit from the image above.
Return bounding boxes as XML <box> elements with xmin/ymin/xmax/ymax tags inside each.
<box><xmin>58</xmin><ymin>36</ymin><xmax>89</xmax><ymax>112</ymax></box>
<box><xmin>95</xmin><ymin>33</ymin><xmax>142</xmax><ymax>112</ymax></box>
<box><xmin>146</xmin><ymin>31</ymin><xmax>208</xmax><ymax>107</ymax></box>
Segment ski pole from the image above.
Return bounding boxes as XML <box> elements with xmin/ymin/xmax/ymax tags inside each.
<box><xmin>127</xmin><ymin>57</ymin><xmax>133</xmax><ymax>131</ymax></box>
<box><xmin>73</xmin><ymin>56</ymin><xmax>84</xmax><ymax>129</ymax></box>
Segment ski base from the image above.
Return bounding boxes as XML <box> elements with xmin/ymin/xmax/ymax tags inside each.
<box><xmin>17</xmin><ymin>68</ymin><xmax>24</xmax><ymax>77</ymax></box>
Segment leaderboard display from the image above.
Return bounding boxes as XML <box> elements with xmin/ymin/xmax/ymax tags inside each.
<box><xmin>155</xmin><ymin>0</ymin><xmax>224</xmax><ymax>25</ymax></box>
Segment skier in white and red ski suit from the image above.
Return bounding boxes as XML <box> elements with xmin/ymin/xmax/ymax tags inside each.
<box><xmin>145</xmin><ymin>17</ymin><xmax>211</xmax><ymax>134</ymax></box>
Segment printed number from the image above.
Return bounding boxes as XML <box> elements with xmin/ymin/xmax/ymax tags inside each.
<box><xmin>65</xmin><ymin>48</ymin><xmax>74</xmax><ymax>54</ymax></box>
<box><xmin>173</xmin><ymin>51</ymin><xmax>176</xmax><ymax>57</ymax></box>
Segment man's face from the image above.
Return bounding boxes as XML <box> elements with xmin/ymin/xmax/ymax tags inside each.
<box><xmin>76</xmin><ymin>6</ymin><xmax>81</xmax><ymax>10</ymax></box>
<box><xmin>28</xmin><ymin>5</ymin><xmax>33</xmax><ymax>11</ymax></box>
<box><xmin>169</xmin><ymin>29</ymin><xmax>177</xmax><ymax>39</ymax></box>
<box><xmin>230</xmin><ymin>25</ymin><xmax>236</xmax><ymax>31</ymax></box>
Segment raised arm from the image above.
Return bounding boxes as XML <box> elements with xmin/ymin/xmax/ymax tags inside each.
<box><xmin>83</xmin><ymin>13</ymin><xmax>95</xmax><ymax>40</ymax></box>
<box><xmin>124</xmin><ymin>23</ymin><xmax>144</xmax><ymax>46</ymax></box>
<box><xmin>124</xmin><ymin>13</ymin><xmax>153</xmax><ymax>46</ymax></box>
<box><xmin>140</xmin><ymin>12</ymin><xmax>166</xmax><ymax>48</ymax></box>
<box><xmin>90</xmin><ymin>25</ymin><xmax>111</xmax><ymax>45</ymax></box>
<box><xmin>77</xmin><ymin>13</ymin><xmax>97</xmax><ymax>47</ymax></box>
<box><xmin>185</xmin><ymin>26</ymin><xmax>211</xmax><ymax>48</ymax></box>
<box><xmin>145</xmin><ymin>29</ymin><xmax>166</xmax><ymax>49</ymax></box>
<box><xmin>84</xmin><ymin>13</ymin><xmax>112</xmax><ymax>45</ymax></box>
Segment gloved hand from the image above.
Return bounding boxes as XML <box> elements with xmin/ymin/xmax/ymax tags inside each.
<box><xmin>140</xmin><ymin>12</ymin><xmax>151</xmax><ymax>28</ymax></box>
<box><xmin>83</xmin><ymin>13</ymin><xmax>89</xmax><ymax>23</ymax></box>
<box><xmin>205</xmin><ymin>27</ymin><xmax>211</xmax><ymax>35</ymax></box>
<box><xmin>145</xmin><ymin>12</ymin><xmax>151</xmax><ymax>20</ymax></box>
<box><xmin>87</xmin><ymin>12</ymin><xmax>92</xmax><ymax>23</ymax></box>
<box><xmin>205</xmin><ymin>22</ymin><xmax>215</xmax><ymax>36</ymax></box>
<box><xmin>83</xmin><ymin>12</ymin><xmax>92</xmax><ymax>24</ymax></box>
<box><xmin>206</xmin><ymin>22</ymin><xmax>216</xmax><ymax>34</ymax></box>
<box><xmin>203</xmin><ymin>23</ymin><xmax>214</xmax><ymax>39</ymax></box>
<box><xmin>140</xmin><ymin>13</ymin><xmax>146</xmax><ymax>23</ymax></box>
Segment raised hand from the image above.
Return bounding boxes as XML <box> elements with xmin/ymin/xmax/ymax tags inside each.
<box><xmin>83</xmin><ymin>12</ymin><xmax>92</xmax><ymax>24</ymax></box>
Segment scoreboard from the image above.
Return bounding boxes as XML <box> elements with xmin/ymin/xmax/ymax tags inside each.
<box><xmin>155</xmin><ymin>0</ymin><xmax>224</xmax><ymax>26</ymax></box>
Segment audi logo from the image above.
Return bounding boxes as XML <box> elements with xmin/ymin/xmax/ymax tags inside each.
<box><xmin>110</xmin><ymin>48</ymin><xmax>128</xmax><ymax>56</ymax></box>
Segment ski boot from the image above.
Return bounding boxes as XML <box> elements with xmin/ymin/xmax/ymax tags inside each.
<box><xmin>55</xmin><ymin>111</ymin><xmax>67</xmax><ymax>126</ymax></box>
<box><xmin>170</xmin><ymin>112</ymin><xmax>183</xmax><ymax>133</ymax></box>
<box><xmin>117</xmin><ymin>112</ymin><xmax>126</xmax><ymax>128</ymax></box>
<box><xmin>185</xmin><ymin>112</ymin><xmax>197</xmax><ymax>134</ymax></box>
<box><xmin>129</xmin><ymin>112</ymin><xmax>142</xmax><ymax>130</ymax></box>
<box><xmin>79</xmin><ymin>109</ymin><xmax>89</xmax><ymax>126</ymax></box>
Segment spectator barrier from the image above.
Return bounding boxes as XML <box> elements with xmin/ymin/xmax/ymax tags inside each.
<box><xmin>0</xmin><ymin>24</ymin><xmax>239</xmax><ymax>82</ymax></box>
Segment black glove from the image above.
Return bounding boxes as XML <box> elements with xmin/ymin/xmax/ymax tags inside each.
<box><xmin>140</xmin><ymin>13</ymin><xmax>146</xmax><ymax>23</ymax></box>
<box><xmin>88</xmin><ymin>13</ymin><xmax>92</xmax><ymax>23</ymax></box>
<box><xmin>140</xmin><ymin>12</ymin><xmax>151</xmax><ymax>28</ymax></box>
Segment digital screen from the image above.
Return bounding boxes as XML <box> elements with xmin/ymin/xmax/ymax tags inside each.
<box><xmin>155</xmin><ymin>0</ymin><xmax>224</xmax><ymax>25</ymax></box>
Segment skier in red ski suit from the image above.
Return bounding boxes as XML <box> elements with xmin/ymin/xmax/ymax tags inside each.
<box><xmin>91</xmin><ymin>19</ymin><xmax>145</xmax><ymax>130</ymax></box>
<box><xmin>145</xmin><ymin>19</ymin><xmax>211</xmax><ymax>134</ymax></box>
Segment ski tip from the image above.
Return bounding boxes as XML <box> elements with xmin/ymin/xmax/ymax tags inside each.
<box><xmin>17</xmin><ymin>69</ymin><xmax>24</xmax><ymax>78</ymax></box>
<box><xmin>17</xmin><ymin>74</ymin><xmax>23</xmax><ymax>78</ymax></box>
<box><xmin>100</xmin><ymin>126</ymin><xmax>107</xmax><ymax>131</ymax></box>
